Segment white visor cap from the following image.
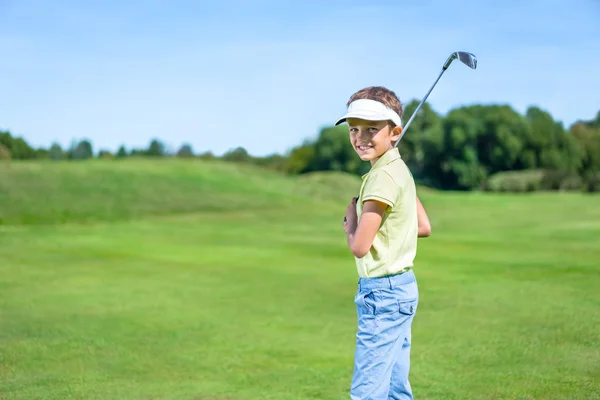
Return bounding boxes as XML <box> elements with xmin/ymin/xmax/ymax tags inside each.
<box><xmin>335</xmin><ymin>99</ymin><xmax>402</xmax><ymax>127</ymax></box>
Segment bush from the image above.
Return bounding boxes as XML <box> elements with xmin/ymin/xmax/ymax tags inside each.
<box><xmin>0</xmin><ymin>143</ymin><xmax>11</xmax><ymax>160</ymax></box>
<box><xmin>484</xmin><ymin>169</ymin><xmax>586</xmax><ymax>192</ymax></box>
<box><xmin>540</xmin><ymin>170</ymin><xmax>583</xmax><ymax>191</ymax></box>
<box><xmin>582</xmin><ymin>172</ymin><xmax>600</xmax><ymax>193</ymax></box>
<box><xmin>98</xmin><ymin>150</ymin><xmax>114</xmax><ymax>159</ymax></box>
<box><xmin>198</xmin><ymin>151</ymin><xmax>215</xmax><ymax>160</ymax></box>
<box><xmin>483</xmin><ymin>170</ymin><xmax>545</xmax><ymax>192</ymax></box>
<box><xmin>176</xmin><ymin>144</ymin><xmax>194</xmax><ymax>158</ymax></box>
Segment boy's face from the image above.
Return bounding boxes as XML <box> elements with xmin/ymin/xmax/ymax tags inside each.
<box><xmin>347</xmin><ymin>118</ymin><xmax>402</xmax><ymax>165</ymax></box>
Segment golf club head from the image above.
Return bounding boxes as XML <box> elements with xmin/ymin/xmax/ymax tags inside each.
<box><xmin>395</xmin><ymin>50</ymin><xmax>477</xmax><ymax>147</ymax></box>
<box><xmin>443</xmin><ymin>51</ymin><xmax>477</xmax><ymax>70</ymax></box>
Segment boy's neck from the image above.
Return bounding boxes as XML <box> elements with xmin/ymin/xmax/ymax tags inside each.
<box><xmin>370</xmin><ymin>146</ymin><xmax>396</xmax><ymax>167</ymax></box>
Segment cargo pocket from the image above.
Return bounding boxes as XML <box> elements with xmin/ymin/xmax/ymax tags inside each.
<box><xmin>398</xmin><ymin>299</ymin><xmax>417</xmax><ymax>316</ymax></box>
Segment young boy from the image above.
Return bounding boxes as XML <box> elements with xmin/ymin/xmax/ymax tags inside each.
<box><xmin>336</xmin><ymin>86</ymin><xmax>431</xmax><ymax>400</ymax></box>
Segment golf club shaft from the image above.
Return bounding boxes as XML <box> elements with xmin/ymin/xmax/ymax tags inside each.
<box><xmin>353</xmin><ymin>51</ymin><xmax>475</xmax><ymax>200</ymax></box>
<box><xmin>394</xmin><ymin>67</ymin><xmax>447</xmax><ymax>146</ymax></box>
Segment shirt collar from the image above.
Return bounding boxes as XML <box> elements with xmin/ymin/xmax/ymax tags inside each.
<box><xmin>362</xmin><ymin>148</ymin><xmax>401</xmax><ymax>179</ymax></box>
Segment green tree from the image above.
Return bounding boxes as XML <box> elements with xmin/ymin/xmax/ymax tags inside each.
<box><xmin>11</xmin><ymin>138</ymin><xmax>36</xmax><ymax>160</ymax></box>
<box><xmin>253</xmin><ymin>153</ymin><xmax>287</xmax><ymax>171</ymax></box>
<box><xmin>427</xmin><ymin>105</ymin><xmax>530</xmax><ymax>190</ymax></box>
<box><xmin>523</xmin><ymin>106</ymin><xmax>581</xmax><ymax>172</ymax></box>
<box><xmin>176</xmin><ymin>144</ymin><xmax>194</xmax><ymax>158</ymax></box>
<box><xmin>146</xmin><ymin>139</ymin><xmax>166</xmax><ymax>157</ymax></box>
<box><xmin>34</xmin><ymin>147</ymin><xmax>49</xmax><ymax>159</ymax></box>
<box><xmin>198</xmin><ymin>151</ymin><xmax>215</xmax><ymax>160</ymax></box>
<box><xmin>399</xmin><ymin>100</ymin><xmax>444</xmax><ymax>185</ymax></box>
<box><xmin>70</xmin><ymin>139</ymin><xmax>94</xmax><ymax>160</ymax></box>
<box><xmin>308</xmin><ymin>124</ymin><xmax>369</xmax><ymax>176</ymax></box>
<box><xmin>49</xmin><ymin>143</ymin><xmax>66</xmax><ymax>160</ymax></box>
<box><xmin>582</xmin><ymin>110</ymin><xmax>600</xmax><ymax>128</ymax></box>
<box><xmin>130</xmin><ymin>148</ymin><xmax>146</xmax><ymax>157</ymax></box>
<box><xmin>285</xmin><ymin>140</ymin><xmax>316</xmax><ymax>174</ymax></box>
<box><xmin>0</xmin><ymin>131</ymin><xmax>12</xmax><ymax>147</ymax></box>
<box><xmin>222</xmin><ymin>147</ymin><xmax>250</xmax><ymax>163</ymax></box>
<box><xmin>0</xmin><ymin>143</ymin><xmax>11</xmax><ymax>160</ymax></box>
<box><xmin>98</xmin><ymin>150</ymin><xmax>114</xmax><ymax>159</ymax></box>
<box><xmin>427</xmin><ymin>107</ymin><xmax>484</xmax><ymax>189</ymax></box>
<box><xmin>116</xmin><ymin>146</ymin><xmax>128</xmax><ymax>158</ymax></box>
<box><xmin>0</xmin><ymin>131</ymin><xmax>35</xmax><ymax>160</ymax></box>
<box><xmin>565</xmin><ymin>111</ymin><xmax>600</xmax><ymax>191</ymax></box>
<box><xmin>474</xmin><ymin>105</ymin><xmax>529</xmax><ymax>174</ymax></box>
<box><xmin>571</xmin><ymin>121</ymin><xmax>600</xmax><ymax>175</ymax></box>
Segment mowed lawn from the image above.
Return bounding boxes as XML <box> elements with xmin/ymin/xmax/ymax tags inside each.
<box><xmin>1</xmin><ymin>160</ymin><xmax>599</xmax><ymax>399</ymax></box>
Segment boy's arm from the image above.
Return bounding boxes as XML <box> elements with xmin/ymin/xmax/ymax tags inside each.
<box><xmin>417</xmin><ymin>195</ymin><xmax>431</xmax><ymax>238</ymax></box>
<box><xmin>346</xmin><ymin>196</ymin><xmax>430</xmax><ymax>258</ymax></box>
<box><xmin>345</xmin><ymin>199</ymin><xmax>387</xmax><ymax>258</ymax></box>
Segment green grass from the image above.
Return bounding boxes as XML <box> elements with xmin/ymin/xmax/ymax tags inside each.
<box><xmin>1</xmin><ymin>159</ymin><xmax>599</xmax><ymax>399</ymax></box>
<box><xmin>0</xmin><ymin>159</ymin><xmax>361</xmax><ymax>225</ymax></box>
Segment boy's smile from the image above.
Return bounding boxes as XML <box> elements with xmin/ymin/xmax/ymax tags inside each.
<box><xmin>347</xmin><ymin>118</ymin><xmax>402</xmax><ymax>165</ymax></box>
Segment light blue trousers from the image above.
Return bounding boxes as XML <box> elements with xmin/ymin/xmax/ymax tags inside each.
<box><xmin>351</xmin><ymin>270</ymin><xmax>419</xmax><ymax>400</ymax></box>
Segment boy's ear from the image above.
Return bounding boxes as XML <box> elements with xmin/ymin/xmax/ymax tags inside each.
<box><xmin>391</xmin><ymin>125</ymin><xmax>403</xmax><ymax>141</ymax></box>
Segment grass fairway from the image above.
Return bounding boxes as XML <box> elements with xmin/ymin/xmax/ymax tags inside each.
<box><xmin>1</xmin><ymin>159</ymin><xmax>600</xmax><ymax>399</ymax></box>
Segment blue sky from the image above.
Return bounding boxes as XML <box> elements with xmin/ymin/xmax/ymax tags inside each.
<box><xmin>1</xmin><ymin>0</ymin><xmax>599</xmax><ymax>156</ymax></box>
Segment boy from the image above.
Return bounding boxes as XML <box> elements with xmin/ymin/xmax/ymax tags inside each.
<box><xmin>336</xmin><ymin>86</ymin><xmax>431</xmax><ymax>399</ymax></box>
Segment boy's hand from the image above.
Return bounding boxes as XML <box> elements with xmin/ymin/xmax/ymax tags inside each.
<box><xmin>343</xmin><ymin>197</ymin><xmax>358</xmax><ymax>234</ymax></box>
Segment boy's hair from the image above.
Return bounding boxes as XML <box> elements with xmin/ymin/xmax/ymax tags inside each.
<box><xmin>347</xmin><ymin>86</ymin><xmax>404</xmax><ymax>127</ymax></box>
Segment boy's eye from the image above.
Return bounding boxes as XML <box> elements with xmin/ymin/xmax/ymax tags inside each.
<box><xmin>349</xmin><ymin>127</ymin><xmax>378</xmax><ymax>134</ymax></box>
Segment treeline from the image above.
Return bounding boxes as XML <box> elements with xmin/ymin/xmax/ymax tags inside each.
<box><xmin>0</xmin><ymin>135</ymin><xmax>198</xmax><ymax>161</ymax></box>
<box><xmin>1</xmin><ymin>101</ymin><xmax>599</xmax><ymax>192</ymax></box>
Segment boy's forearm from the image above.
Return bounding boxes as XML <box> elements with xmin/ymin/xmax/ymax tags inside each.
<box><xmin>416</xmin><ymin>195</ymin><xmax>432</xmax><ymax>237</ymax></box>
<box><xmin>346</xmin><ymin>225</ymin><xmax>370</xmax><ymax>258</ymax></box>
<box><xmin>346</xmin><ymin>227</ymin><xmax>357</xmax><ymax>254</ymax></box>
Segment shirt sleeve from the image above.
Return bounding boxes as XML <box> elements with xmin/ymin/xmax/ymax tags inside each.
<box><xmin>362</xmin><ymin>169</ymin><xmax>401</xmax><ymax>209</ymax></box>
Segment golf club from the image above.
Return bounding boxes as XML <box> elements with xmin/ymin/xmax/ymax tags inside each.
<box><xmin>394</xmin><ymin>51</ymin><xmax>477</xmax><ymax>146</ymax></box>
<box><xmin>348</xmin><ymin>51</ymin><xmax>477</xmax><ymax>209</ymax></box>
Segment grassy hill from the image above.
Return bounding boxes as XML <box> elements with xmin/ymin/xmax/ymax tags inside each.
<box><xmin>0</xmin><ymin>158</ymin><xmax>363</xmax><ymax>225</ymax></box>
<box><xmin>1</xmin><ymin>158</ymin><xmax>599</xmax><ymax>399</ymax></box>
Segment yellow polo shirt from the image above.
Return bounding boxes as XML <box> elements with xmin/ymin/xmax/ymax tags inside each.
<box><xmin>355</xmin><ymin>147</ymin><xmax>418</xmax><ymax>278</ymax></box>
